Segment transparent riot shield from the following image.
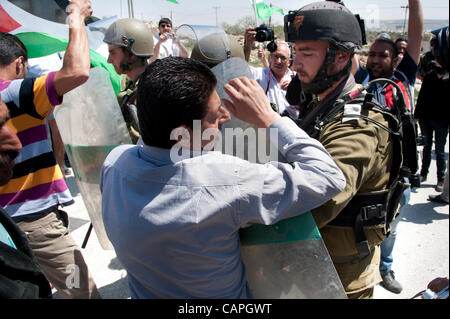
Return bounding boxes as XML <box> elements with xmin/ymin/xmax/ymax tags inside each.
<box><xmin>212</xmin><ymin>58</ymin><xmax>347</xmax><ymax>299</ymax></box>
<box><xmin>53</xmin><ymin>67</ymin><xmax>132</xmax><ymax>250</ymax></box>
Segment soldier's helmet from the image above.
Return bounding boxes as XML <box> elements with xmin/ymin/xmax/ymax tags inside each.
<box><xmin>190</xmin><ymin>33</ymin><xmax>245</xmax><ymax>68</ymax></box>
<box><xmin>284</xmin><ymin>1</ymin><xmax>362</xmax><ymax>53</ymax></box>
<box><xmin>104</xmin><ymin>18</ymin><xmax>154</xmax><ymax>57</ymax></box>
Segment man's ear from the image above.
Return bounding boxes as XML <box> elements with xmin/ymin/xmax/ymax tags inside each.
<box><xmin>15</xmin><ymin>56</ymin><xmax>25</xmax><ymax>76</ymax></box>
<box><xmin>335</xmin><ymin>50</ymin><xmax>351</xmax><ymax>66</ymax></box>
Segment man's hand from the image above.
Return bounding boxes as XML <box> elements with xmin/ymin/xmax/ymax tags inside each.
<box><xmin>158</xmin><ymin>33</ymin><xmax>171</xmax><ymax>44</ymax></box>
<box><xmin>244</xmin><ymin>28</ymin><xmax>257</xmax><ymax>62</ymax></box>
<box><xmin>279</xmin><ymin>74</ymin><xmax>292</xmax><ymax>91</ymax></box>
<box><xmin>245</xmin><ymin>28</ymin><xmax>256</xmax><ymax>48</ymax></box>
<box><xmin>223</xmin><ymin>77</ymin><xmax>280</xmax><ymax>128</ymax></box>
<box><xmin>67</xmin><ymin>0</ymin><xmax>93</xmax><ymax>22</ymax></box>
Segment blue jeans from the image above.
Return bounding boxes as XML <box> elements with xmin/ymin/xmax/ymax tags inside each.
<box><xmin>419</xmin><ymin>119</ymin><xmax>449</xmax><ymax>181</ymax></box>
<box><xmin>379</xmin><ymin>179</ymin><xmax>411</xmax><ymax>275</ymax></box>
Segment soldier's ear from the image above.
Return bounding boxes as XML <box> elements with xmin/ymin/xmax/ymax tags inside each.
<box><xmin>335</xmin><ymin>50</ymin><xmax>350</xmax><ymax>67</ymax></box>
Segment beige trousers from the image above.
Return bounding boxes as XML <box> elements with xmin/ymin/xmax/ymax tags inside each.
<box><xmin>17</xmin><ymin>210</ymin><xmax>101</xmax><ymax>299</ymax></box>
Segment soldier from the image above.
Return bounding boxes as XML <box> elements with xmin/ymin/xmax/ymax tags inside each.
<box><xmin>103</xmin><ymin>18</ymin><xmax>154</xmax><ymax>144</ymax></box>
<box><xmin>284</xmin><ymin>1</ymin><xmax>408</xmax><ymax>298</ymax></box>
<box><xmin>190</xmin><ymin>32</ymin><xmax>245</xmax><ymax>68</ymax></box>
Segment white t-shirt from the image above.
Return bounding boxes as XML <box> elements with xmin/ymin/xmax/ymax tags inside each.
<box><xmin>249</xmin><ymin>66</ymin><xmax>298</xmax><ymax>120</ymax></box>
<box><xmin>153</xmin><ymin>34</ymin><xmax>181</xmax><ymax>59</ymax></box>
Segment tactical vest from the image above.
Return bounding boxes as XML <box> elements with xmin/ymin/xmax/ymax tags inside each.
<box><xmin>301</xmin><ymin>82</ymin><xmax>410</xmax><ymax>259</ymax></box>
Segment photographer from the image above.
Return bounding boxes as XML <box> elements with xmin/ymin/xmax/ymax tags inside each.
<box><xmin>150</xmin><ymin>18</ymin><xmax>189</xmax><ymax>62</ymax></box>
<box><xmin>244</xmin><ymin>27</ymin><xmax>298</xmax><ymax>120</ymax></box>
<box><xmin>414</xmin><ymin>50</ymin><xmax>449</xmax><ymax>193</ymax></box>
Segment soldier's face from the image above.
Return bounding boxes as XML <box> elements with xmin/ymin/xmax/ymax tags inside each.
<box><xmin>107</xmin><ymin>45</ymin><xmax>126</xmax><ymax>75</ymax></box>
<box><xmin>0</xmin><ymin>99</ymin><xmax>22</xmax><ymax>186</ymax></box>
<box><xmin>291</xmin><ymin>41</ymin><xmax>329</xmax><ymax>84</ymax></box>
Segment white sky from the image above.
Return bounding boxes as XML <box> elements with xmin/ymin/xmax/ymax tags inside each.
<box><xmin>91</xmin><ymin>0</ymin><xmax>449</xmax><ymax>26</ymax></box>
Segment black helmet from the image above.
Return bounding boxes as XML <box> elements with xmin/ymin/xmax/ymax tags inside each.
<box><xmin>284</xmin><ymin>1</ymin><xmax>362</xmax><ymax>53</ymax></box>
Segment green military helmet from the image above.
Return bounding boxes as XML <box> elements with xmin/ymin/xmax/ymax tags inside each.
<box><xmin>191</xmin><ymin>33</ymin><xmax>244</xmax><ymax>68</ymax></box>
<box><xmin>104</xmin><ymin>18</ymin><xmax>154</xmax><ymax>57</ymax></box>
<box><xmin>284</xmin><ymin>1</ymin><xmax>362</xmax><ymax>53</ymax></box>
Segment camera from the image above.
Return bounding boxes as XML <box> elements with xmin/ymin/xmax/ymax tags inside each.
<box><xmin>254</xmin><ymin>24</ymin><xmax>277</xmax><ymax>53</ymax></box>
<box><xmin>255</xmin><ymin>24</ymin><xmax>274</xmax><ymax>42</ymax></box>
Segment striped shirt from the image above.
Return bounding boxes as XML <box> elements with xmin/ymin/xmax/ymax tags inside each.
<box><xmin>0</xmin><ymin>72</ymin><xmax>73</xmax><ymax>220</ymax></box>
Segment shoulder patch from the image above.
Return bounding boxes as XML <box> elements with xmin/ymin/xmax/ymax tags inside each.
<box><xmin>342</xmin><ymin>104</ymin><xmax>362</xmax><ymax>123</ymax></box>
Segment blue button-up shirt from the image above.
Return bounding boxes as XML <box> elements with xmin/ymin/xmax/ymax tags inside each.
<box><xmin>100</xmin><ymin>117</ymin><xmax>345</xmax><ymax>298</ymax></box>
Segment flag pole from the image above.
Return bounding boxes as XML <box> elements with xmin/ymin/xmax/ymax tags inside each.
<box><xmin>252</xmin><ymin>0</ymin><xmax>259</xmax><ymax>27</ymax></box>
<box><xmin>128</xmin><ymin>0</ymin><xmax>135</xmax><ymax>18</ymax></box>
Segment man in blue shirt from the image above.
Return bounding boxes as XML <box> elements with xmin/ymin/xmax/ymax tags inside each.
<box><xmin>100</xmin><ymin>57</ymin><xmax>346</xmax><ymax>298</ymax></box>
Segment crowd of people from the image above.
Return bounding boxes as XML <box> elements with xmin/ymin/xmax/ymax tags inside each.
<box><xmin>0</xmin><ymin>0</ymin><xmax>448</xmax><ymax>299</ymax></box>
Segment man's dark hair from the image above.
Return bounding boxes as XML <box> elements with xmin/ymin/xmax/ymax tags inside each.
<box><xmin>374</xmin><ymin>38</ymin><xmax>399</xmax><ymax>58</ymax></box>
<box><xmin>0</xmin><ymin>32</ymin><xmax>28</xmax><ymax>67</ymax></box>
<box><xmin>137</xmin><ymin>57</ymin><xmax>217</xmax><ymax>149</ymax></box>
<box><xmin>395</xmin><ymin>37</ymin><xmax>408</xmax><ymax>44</ymax></box>
<box><xmin>158</xmin><ymin>17</ymin><xmax>172</xmax><ymax>27</ymax></box>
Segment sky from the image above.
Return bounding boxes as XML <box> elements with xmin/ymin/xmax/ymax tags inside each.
<box><xmin>91</xmin><ymin>0</ymin><xmax>449</xmax><ymax>27</ymax></box>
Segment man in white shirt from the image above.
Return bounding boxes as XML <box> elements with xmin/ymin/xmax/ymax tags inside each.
<box><xmin>244</xmin><ymin>28</ymin><xmax>298</xmax><ymax>120</ymax></box>
<box><xmin>150</xmin><ymin>18</ymin><xmax>189</xmax><ymax>62</ymax></box>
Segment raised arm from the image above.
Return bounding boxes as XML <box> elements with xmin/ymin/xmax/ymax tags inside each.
<box><xmin>54</xmin><ymin>0</ymin><xmax>92</xmax><ymax>97</ymax></box>
<box><xmin>244</xmin><ymin>28</ymin><xmax>256</xmax><ymax>62</ymax></box>
<box><xmin>406</xmin><ymin>0</ymin><xmax>424</xmax><ymax>65</ymax></box>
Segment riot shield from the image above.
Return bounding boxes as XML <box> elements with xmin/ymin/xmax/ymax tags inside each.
<box><xmin>53</xmin><ymin>67</ymin><xmax>132</xmax><ymax>250</ymax></box>
<box><xmin>212</xmin><ymin>58</ymin><xmax>347</xmax><ymax>299</ymax></box>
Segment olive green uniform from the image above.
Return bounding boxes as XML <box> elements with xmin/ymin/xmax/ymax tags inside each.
<box><xmin>117</xmin><ymin>76</ymin><xmax>140</xmax><ymax>144</ymax></box>
<box><xmin>310</xmin><ymin>87</ymin><xmax>397</xmax><ymax>298</ymax></box>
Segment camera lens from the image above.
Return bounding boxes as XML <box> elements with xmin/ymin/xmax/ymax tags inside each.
<box><xmin>256</xmin><ymin>30</ymin><xmax>269</xmax><ymax>42</ymax></box>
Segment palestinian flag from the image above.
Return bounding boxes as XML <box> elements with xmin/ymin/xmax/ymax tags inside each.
<box><xmin>0</xmin><ymin>0</ymin><xmax>121</xmax><ymax>94</ymax></box>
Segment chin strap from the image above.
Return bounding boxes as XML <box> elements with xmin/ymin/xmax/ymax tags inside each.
<box><xmin>301</xmin><ymin>45</ymin><xmax>352</xmax><ymax>95</ymax></box>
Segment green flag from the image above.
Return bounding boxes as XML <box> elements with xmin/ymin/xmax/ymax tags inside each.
<box><xmin>166</xmin><ymin>0</ymin><xmax>180</xmax><ymax>4</ymax></box>
<box><xmin>252</xmin><ymin>0</ymin><xmax>284</xmax><ymax>21</ymax></box>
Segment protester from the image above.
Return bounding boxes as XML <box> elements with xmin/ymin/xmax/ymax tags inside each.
<box><xmin>150</xmin><ymin>18</ymin><xmax>189</xmax><ymax>62</ymax></box>
<box><xmin>100</xmin><ymin>56</ymin><xmax>345</xmax><ymax>298</ymax></box>
<box><xmin>414</xmin><ymin>60</ymin><xmax>449</xmax><ymax>192</ymax></box>
<box><xmin>104</xmin><ymin>18</ymin><xmax>154</xmax><ymax>144</ymax></box>
<box><xmin>244</xmin><ymin>29</ymin><xmax>298</xmax><ymax>120</ymax></box>
<box><xmin>395</xmin><ymin>37</ymin><xmax>408</xmax><ymax>66</ymax></box>
<box><xmin>0</xmin><ymin>0</ymin><xmax>100</xmax><ymax>298</ymax></box>
<box><xmin>284</xmin><ymin>1</ymin><xmax>411</xmax><ymax>299</ymax></box>
<box><xmin>0</xmin><ymin>97</ymin><xmax>52</xmax><ymax>299</ymax></box>
<box><xmin>353</xmin><ymin>0</ymin><xmax>424</xmax><ymax>294</ymax></box>
<box><xmin>27</xmin><ymin>53</ymin><xmax>69</xmax><ymax>176</ymax></box>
